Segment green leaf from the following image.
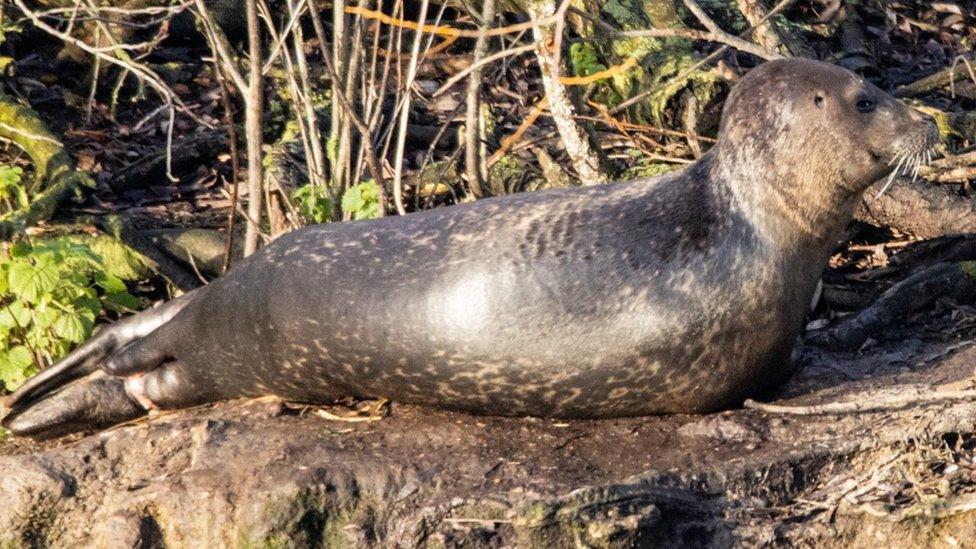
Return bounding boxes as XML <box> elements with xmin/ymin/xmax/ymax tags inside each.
<box><xmin>33</xmin><ymin>305</ymin><xmax>59</xmax><ymax>331</ymax></box>
<box><xmin>14</xmin><ymin>185</ymin><xmax>28</xmax><ymax>209</ymax></box>
<box><xmin>53</xmin><ymin>311</ymin><xmax>92</xmax><ymax>344</ymax></box>
<box><xmin>102</xmin><ymin>291</ymin><xmax>141</xmax><ymax>312</ymax></box>
<box><xmin>0</xmin><ymin>165</ymin><xmax>22</xmax><ymax>190</ymax></box>
<box><xmin>8</xmin><ymin>260</ymin><xmax>61</xmax><ymax>304</ymax></box>
<box><xmin>75</xmin><ymin>296</ymin><xmax>102</xmax><ymax>318</ymax></box>
<box><xmin>341</xmin><ymin>182</ymin><xmax>381</xmax><ymax>220</ymax></box>
<box><xmin>94</xmin><ymin>271</ymin><xmax>127</xmax><ymax>293</ymax></box>
<box><xmin>0</xmin><ymin>302</ymin><xmax>31</xmax><ymax>329</ymax></box>
<box><xmin>9</xmin><ymin>241</ymin><xmax>31</xmax><ymax>258</ymax></box>
<box><xmin>292</xmin><ymin>184</ymin><xmax>334</xmax><ymax>224</ymax></box>
<box><xmin>0</xmin><ymin>239</ymin><xmax>149</xmax><ymax>383</ymax></box>
<box><xmin>570</xmin><ymin>43</ymin><xmax>608</xmax><ymax>78</ymax></box>
<box><xmin>0</xmin><ymin>345</ymin><xmax>34</xmax><ymax>391</ymax></box>
<box><xmin>65</xmin><ymin>244</ymin><xmax>102</xmax><ymax>266</ymax></box>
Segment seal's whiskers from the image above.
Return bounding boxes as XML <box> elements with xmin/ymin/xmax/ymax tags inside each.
<box><xmin>876</xmin><ymin>153</ymin><xmax>908</xmax><ymax>198</ymax></box>
<box><xmin>910</xmin><ymin>153</ymin><xmax>922</xmax><ymax>184</ymax></box>
<box><xmin>874</xmin><ymin>140</ymin><xmax>941</xmax><ymax>199</ymax></box>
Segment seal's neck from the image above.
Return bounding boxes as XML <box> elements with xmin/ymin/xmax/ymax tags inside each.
<box><xmin>710</xmin><ymin>139</ymin><xmax>865</xmax><ymax>254</ymax></box>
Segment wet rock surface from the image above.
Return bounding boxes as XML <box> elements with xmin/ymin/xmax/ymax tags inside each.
<box><xmin>3</xmin><ymin>313</ymin><xmax>976</xmax><ymax>547</ymax></box>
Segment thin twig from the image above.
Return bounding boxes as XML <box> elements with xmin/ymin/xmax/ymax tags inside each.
<box><xmin>308</xmin><ymin>0</ymin><xmax>388</xmax><ymax>214</ymax></box>
<box><xmin>744</xmin><ymin>386</ymin><xmax>976</xmax><ymax>416</ymax></box>
<box><xmin>432</xmin><ymin>44</ymin><xmax>535</xmax><ymax>97</ymax></box>
<box><xmin>242</xmin><ymin>0</ymin><xmax>264</xmax><ymax>256</ymax></box>
<box><xmin>344</xmin><ymin>6</ymin><xmax>555</xmax><ymax>38</ymax></box>
<box><xmin>464</xmin><ymin>0</ymin><xmax>496</xmax><ymax>197</ymax></box>
<box><xmin>390</xmin><ymin>0</ymin><xmax>431</xmax><ymax>214</ymax></box>
<box><xmin>214</xmin><ymin>63</ymin><xmax>241</xmax><ymax>274</ymax></box>
<box><xmin>680</xmin><ymin>0</ymin><xmax>782</xmax><ymax>59</ymax></box>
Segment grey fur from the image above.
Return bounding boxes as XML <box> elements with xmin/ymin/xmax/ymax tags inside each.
<box><xmin>2</xmin><ymin>59</ymin><xmax>940</xmax><ymax>438</ymax></box>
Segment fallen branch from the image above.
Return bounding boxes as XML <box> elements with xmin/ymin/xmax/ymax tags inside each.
<box><xmin>894</xmin><ymin>54</ymin><xmax>976</xmax><ymax>98</ymax></box>
<box><xmin>745</xmin><ymin>383</ymin><xmax>976</xmax><ymax>416</ymax></box>
<box><xmin>856</xmin><ymin>176</ymin><xmax>976</xmax><ymax>239</ymax></box>
<box><xmin>808</xmin><ymin>262</ymin><xmax>976</xmax><ymax>352</ymax></box>
<box><xmin>0</xmin><ymin>90</ymin><xmax>94</xmax><ymax>239</ymax></box>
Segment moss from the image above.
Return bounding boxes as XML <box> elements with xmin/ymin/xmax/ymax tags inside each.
<box><xmin>0</xmin><ymin>90</ymin><xmax>95</xmax><ymax>238</ymax></box>
<box><xmin>244</xmin><ymin>488</ymin><xmax>382</xmax><ymax>549</ymax></box>
<box><xmin>488</xmin><ymin>154</ymin><xmax>546</xmax><ymax>194</ymax></box>
<box><xmin>64</xmin><ymin>235</ymin><xmax>153</xmax><ymax>281</ymax></box>
<box><xmin>516</xmin><ymin>500</ymin><xmax>595</xmax><ymax>548</ymax></box>
<box><xmin>642</xmin><ymin>53</ymin><xmax>721</xmax><ymax>123</ymax></box>
<box><xmin>618</xmin><ymin>150</ymin><xmax>684</xmax><ymax>180</ymax></box>
<box><xmin>570</xmin><ymin>0</ymin><xmax>721</xmax><ymax>125</ymax></box>
<box><xmin>959</xmin><ymin>261</ymin><xmax>976</xmax><ymax>279</ymax></box>
<box><xmin>7</xmin><ymin>492</ymin><xmax>63</xmax><ymax>548</ymax></box>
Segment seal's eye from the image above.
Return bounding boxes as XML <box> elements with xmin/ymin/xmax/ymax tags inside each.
<box><xmin>814</xmin><ymin>95</ymin><xmax>825</xmax><ymax>108</ymax></box>
<box><xmin>855</xmin><ymin>98</ymin><xmax>876</xmax><ymax>113</ymax></box>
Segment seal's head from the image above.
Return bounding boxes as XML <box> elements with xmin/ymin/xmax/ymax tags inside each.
<box><xmin>714</xmin><ymin>58</ymin><xmax>939</xmax><ymax>241</ymax></box>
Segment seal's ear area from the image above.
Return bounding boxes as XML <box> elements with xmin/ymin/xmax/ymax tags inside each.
<box><xmin>1</xmin><ymin>376</ymin><xmax>145</xmax><ymax>439</ymax></box>
<box><xmin>813</xmin><ymin>94</ymin><xmax>826</xmax><ymax>108</ymax></box>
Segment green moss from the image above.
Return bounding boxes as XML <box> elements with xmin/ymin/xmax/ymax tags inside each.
<box><xmin>642</xmin><ymin>53</ymin><xmax>721</xmax><ymax>123</ymax></box>
<box><xmin>618</xmin><ymin>149</ymin><xmax>685</xmax><ymax>180</ymax></box>
<box><xmin>960</xmin><ymin>261</ymin><xmax>976</xmax><ymax>279</ymax></box>
<box><xmin>245</xmin><ymin>489</ymin><xmax>383</xmax><ymax>549</ymax></box>
<box><xmin>64</xmin><ymin>235</ymin><xmax>152</xmax><ymax>281</ymax></box>
<box><xmin>570</xmin><ymin>0</ymin><xmax>720</xmax><ymax>125</ymax></box>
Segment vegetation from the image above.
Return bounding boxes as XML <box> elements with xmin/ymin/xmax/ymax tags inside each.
<box><xmin>0</xmin><ymin>161</ymin><xmax>137</xmax><ymax>391</ymax></box>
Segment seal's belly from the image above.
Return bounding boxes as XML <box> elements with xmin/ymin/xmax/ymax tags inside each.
<box><xmin>245</xmin><ymin>249</ymin><xmax>809</xmax><ymax>418</ymax></box>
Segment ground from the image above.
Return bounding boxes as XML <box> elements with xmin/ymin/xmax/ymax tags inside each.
<box><xmin>2</xmin><ymin>298</ymin><xmax>976</xmax><ymax>547</ymax></box>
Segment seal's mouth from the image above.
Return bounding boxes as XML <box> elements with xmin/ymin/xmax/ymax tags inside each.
<box><xmin>874</xmin><ymin>126</ymin><xmax>942</xmax><ymax>199</ymax></box>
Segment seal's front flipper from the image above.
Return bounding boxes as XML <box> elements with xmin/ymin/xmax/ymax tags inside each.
<box><xmin>2</xmin><ymin>376</ymin><xmax>146</xmax><ymax>439</ymax></box>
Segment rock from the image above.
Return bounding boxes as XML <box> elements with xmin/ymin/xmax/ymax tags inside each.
<box><xmin>4</xmin><ymin>319</ymin><xmax>976</xmax><ymax>547</ymax></box>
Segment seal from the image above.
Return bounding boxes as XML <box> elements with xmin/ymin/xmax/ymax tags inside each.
<box><xmin>2</xmin><ymin>59</ymin><xmax>939</xmax><ymax>438</ymax></box>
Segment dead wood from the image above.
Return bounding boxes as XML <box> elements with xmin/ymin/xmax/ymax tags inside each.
<box><xmin>808</xmin><ymin>262</ymin><xmax>976</xmax><ymax>351</ymax></box>
<box><xmin>857</xmin><ymin>177</ymin><xmax>976</xmax><ymax>239</ymax></box>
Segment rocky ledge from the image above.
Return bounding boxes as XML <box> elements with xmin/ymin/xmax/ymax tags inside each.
<box><xmin>2</xmin><ymin>314</ymin><xmax>976</xmax><ymax>547</ymax></box>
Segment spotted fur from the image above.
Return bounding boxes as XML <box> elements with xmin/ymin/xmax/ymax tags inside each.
<box><xmin>3</xmin><ymin>59</ymin><xmax>940</xmax><ymax>437</ymax></box>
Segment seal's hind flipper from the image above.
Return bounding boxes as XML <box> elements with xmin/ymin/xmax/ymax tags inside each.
<box><xmin>4</xmin><ymin>330</ymin><xmax>114</xmax><ymax>410</ymax></box>
<box><xmin>3</xmin><ymin>292</ymin><xmax>196</xmax><ymax>411</ymax></box>
<box><xmin>2</xmin><ymin>376</ymin><xmax>145</xmax><ymax>439</ymax></box>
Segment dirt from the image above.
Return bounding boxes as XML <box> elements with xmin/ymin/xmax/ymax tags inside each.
<box><xmin>2</xmin><ymin>305</ymin><xmax>976</xmax><ymax>547</ymax></box>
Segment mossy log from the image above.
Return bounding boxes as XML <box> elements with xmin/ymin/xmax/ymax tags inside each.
<box><xmin>0</xmin><ymin>89</ymin><xmax>93</xmax><ymax>239</ymax></box>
